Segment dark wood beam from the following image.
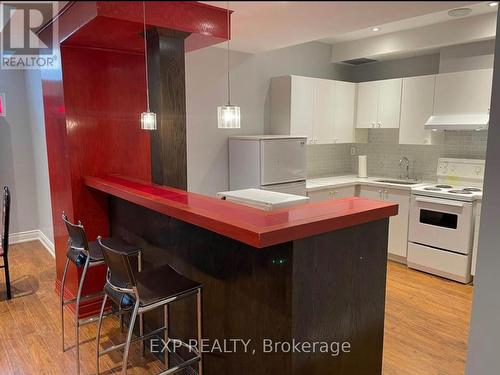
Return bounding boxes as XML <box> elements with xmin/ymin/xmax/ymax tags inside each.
<box><xmin>147</xmin><ymin>28</ymin><xmax>190</xmax><ymax>189</ymax></box>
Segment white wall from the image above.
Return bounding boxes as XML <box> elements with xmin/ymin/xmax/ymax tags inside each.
<box><xmin>466</xmin><ymin>12</ymin><xmax>500</xmax><ymax>373</ymax></box>
<box><xmin>185</xmin><ymin>41</ymin><xmax>351</xmax><ymax>195</ymax></box>
<box><xmin>25</xmin><ymin>71</ymin><xmax>54</xmax><ymax>245</ymax></box>
<box><xmin>0</xmin><ymin>70</ymin><xmax>39</xmax><ymax>235</ymax></box>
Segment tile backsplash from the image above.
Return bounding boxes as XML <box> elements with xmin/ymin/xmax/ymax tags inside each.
<box><xmin>307</xmin><ymin>130</ymin><xmax>488</xmax><ymax>181</ymax></box>
<box><xmin>307</xmin><ymin>143</ymin><xmax>353</xmax><ymax>178</ymax></box>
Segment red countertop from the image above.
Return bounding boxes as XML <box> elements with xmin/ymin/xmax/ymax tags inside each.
<box><xmin>85</xmin><ymin>176</ymin><xmax>398</xmax><ymax>249</ymax></box>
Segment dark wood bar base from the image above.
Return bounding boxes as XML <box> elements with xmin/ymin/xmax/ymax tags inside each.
<box><xmin>110</xmin><ymin>197</ymin><xmax>389</xmax><ymax>375</ymax></box>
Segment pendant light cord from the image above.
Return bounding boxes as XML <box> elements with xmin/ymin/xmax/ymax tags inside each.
<box><xmin>227</xmin><ymin>1</ymin><xmax>231</xmax><ymax>106</ymax></box>
<box><xmin>143</xmin><ymin>1</ymin><xmax>150</xmax><ymax>112</ymax></box>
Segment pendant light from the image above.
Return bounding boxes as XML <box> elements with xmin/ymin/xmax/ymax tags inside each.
<box><xmin>140</xmin><ymin>1</ymin><xmax>157</xmax><ymax>130</ymax></box>
<box><xmin>217</xmin><ymin>1</ymin><xmax>241</xmax><ymax>129</ymax></box>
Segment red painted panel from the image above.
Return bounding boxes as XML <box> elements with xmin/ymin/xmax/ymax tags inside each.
<box><xmin>96</xmin><ymin>1</ymin><xmax>230</xmax><ymax>39</ymax></box>
<box><xmin>40</xmin><ymin>44</ymin><xmax>80</xmax><ymax>293</ymax></box>
<box><xmin>56</xmin><ymin>2</ymin><xmax>229</xmax><ymax>53</ymax></box>
<box><xmin>85</xmin><ymin>176</ymin><xmax>399</xmax><ymax>249</ymax></box>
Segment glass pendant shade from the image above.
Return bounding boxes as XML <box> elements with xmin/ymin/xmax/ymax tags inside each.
<box><xmin>141</xmin><ymin>111</ymin><xmax>157</xmax><ymax>130</ymax></box>
<box><xmin>217</xmin><ymin>105</ymin><xmax>241</xmax><ymax>129</ymax></box>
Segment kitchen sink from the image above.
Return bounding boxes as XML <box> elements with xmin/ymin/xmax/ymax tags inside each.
<box><xmin>375</xmin><ymin>179</ymin><xmax>421</xmax><ymax>185</ymax></box>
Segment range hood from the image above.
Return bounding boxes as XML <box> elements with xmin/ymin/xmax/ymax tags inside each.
<box><xmin>425</xmin><ymin>113</ymin><xmax>489</xmax><ymax>131</ymax></box>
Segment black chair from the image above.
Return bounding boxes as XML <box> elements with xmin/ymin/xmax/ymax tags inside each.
<box><xmin>96</xmin><ymin>237</ymin><xmax>203</xmax><ymax>375</ymax></box>
<box><xmin>61</xmin><ymin>213</ymin><xmax>143</xmax><ymax>375</ymax></box>
<box><xmin>1</xmin><ymin>187</ymin><xmax>11</xmax><ymax>300</ymax></box>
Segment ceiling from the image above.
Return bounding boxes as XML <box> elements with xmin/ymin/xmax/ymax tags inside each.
<box><xmin>201</xmin><ymin>1</ymin><xmax>496</xmax><ymax>53</ymax></box>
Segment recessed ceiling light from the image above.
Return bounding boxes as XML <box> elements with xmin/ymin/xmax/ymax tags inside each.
<box><xmin>448</xmin><ymin>7</ymin><xmax>473</xmax><ymax>17</ymax></box>
<box><xmin>488</xmin><ymin>1</ymin><xmax>498</xmax><ymax>6</ymax></box>
<box><xmin>372</xmin><ymin>27</ymin><xmax>380</xmax><ymax>32</ymax></box>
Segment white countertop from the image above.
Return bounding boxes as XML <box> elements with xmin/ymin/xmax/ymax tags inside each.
<box><xmin>306</xmin><ymin>175</ymin><xmax>430</xmax><ymax>192</ymax></box>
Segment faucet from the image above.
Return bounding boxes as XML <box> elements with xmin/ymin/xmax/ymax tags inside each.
<box><xmin>399</xmin><ymin>157</ymin><xmax>410</xmax><ymax>180</ymax></box>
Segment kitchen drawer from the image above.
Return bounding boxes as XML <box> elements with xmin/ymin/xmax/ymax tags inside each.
<box><xmin>407</xmin><ymin>242</ymin><xmax>471</xmax><ymax>283</ymax></box>
<box><xmin>307</xmin><ymin>185</ymin><xmax>356</xmax><ymax>202</ymax></box>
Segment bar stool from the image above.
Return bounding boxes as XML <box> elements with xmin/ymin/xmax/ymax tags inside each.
<box><xmin>60</xmin><ymin>213</ymin><xmax>143</xmax><ymax>375</ymax></box>
<box><xmin>96</xmin><ymin>237</ymin><xmax>203</xmax><ymax>375</ymax></box>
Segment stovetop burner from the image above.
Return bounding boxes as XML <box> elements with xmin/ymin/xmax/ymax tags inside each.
<box><xmin>435</xmin><ymin>184</ymin><xmax>453</xmax><ymax>189</ymax></box>
<box><xmin>463</xmin><ymin>187</ymin><xmax>482</xmax><ymax>192</ymax></box>
<box><xmin>448</xmin><ymin>189</ymin><xmax>474</xmax><ymax>195</ymax></box>
<box><xmin>424</xmin><ymin>187</ymin><xmax>442</xmax><ymax>191</ymax></box>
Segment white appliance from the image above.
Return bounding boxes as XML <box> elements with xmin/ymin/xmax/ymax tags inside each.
<box><xmin>217</xmin><ymin>188</ymin><xmax>310</xmax><ymax>211</ymax></box>
<box><xmin>229</xmin><ymin>135</ymin><xmax>307</xmax><ymax>196</ymax></box>
<box><xmin>408</xmin><ymin>158</ymin><xmax>485</xmax><ymax>283</ymax></box>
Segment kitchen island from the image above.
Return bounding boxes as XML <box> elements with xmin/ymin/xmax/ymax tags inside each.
<box><xmin>85</xmin><ymin>175</ymin><xmax>398</xmax><ymax>375</ymax></box>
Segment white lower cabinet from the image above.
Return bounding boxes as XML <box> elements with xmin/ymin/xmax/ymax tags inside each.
<box><xmin>307</xmin><ymin>185</ymin><xmax>356</xmax><ymax>202</ymax></box>
<box><xmin>359</xmin><ymin>185</ymin><xmax>410</xmax><ymax>261</ymax></box>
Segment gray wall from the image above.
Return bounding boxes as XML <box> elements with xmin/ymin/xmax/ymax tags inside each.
<box><xmin>185</xmin><ymin>41</ymin><xmax>351</xmax><ymax>195</ymax></box>
<box><xmin>0</xmin><ymin>70</ymin><xmax>53</xmax><ymax>245</ymax></box>
<box><xmin>25</xmin><ymin>71</ymin><xmax>54</xmax><ymax>245</ymax></box>
<box><xmin>350</xmin><ymin>53</ymin><xmax>440</xmax><ymax>82</ymax></box>
<box><xmin>440</xmin><ymin>39</ymin><xmax>495</xmax><ymax>73</ymax></box>
<box><xmin>0</xmin><ymin>70</ymin><xmax>39</xmax><ymax>235</ymax></box>
<box><xmin>466</xmin><ymin>13</ymin><xmax>500</xmax><ymax>374</ymax></box>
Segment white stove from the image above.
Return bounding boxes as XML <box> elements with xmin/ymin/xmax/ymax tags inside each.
<box><xmin>412</xmin><ymin>158</ymin><xmax>484</xmax><ymax>202</ymax></box>
<box><xmin>412</xmin><ymin>184</ymin><xmax>483</xmax><ymax>202</ymax></box>
<box><xmin>408</xmin><ymin>158</ymin><xmax>485</xmax><ymax>284</ymax></box>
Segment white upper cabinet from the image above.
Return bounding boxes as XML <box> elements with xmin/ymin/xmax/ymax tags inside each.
<box><xmin>270</xmin><ymin>75</ymin><xmax>356</xmax><ymax>144</ymax></box>
<box><xmin>399</xmin><ymin>75</ymin><xmax>436</xmax><ymax>145</ymax></box>
<box><xmin>377</xmin><ymin>78</ymin><xmax>402</xmax><ymax>128</ymax></box>
<box><xmin>334</xmin><ymin>81</ymin><xmax>356</xmax><ymax>143</ymax></box>
<box><xmin>313</xmin><ymin>79</ymin><xmax>336</xmax><ymax>144</ymax></box>
<box><xmin>356</xmin><ymin>78</ymin><xmax>402</xmax><ymax>129</ymax></box>
<box><xmin>356</xmin><ymin>81</ymin><xmax>379</xmax><ymax>129</ymax></box>
<box><xmin>289</xmin><ymin>76</ymin><xmax>315</xmax><ymax>141</ymax></box>
<box><xmin>434</xmin><ymin>68</ymin><xmax>493</xmax><ymax>115</ymax></box>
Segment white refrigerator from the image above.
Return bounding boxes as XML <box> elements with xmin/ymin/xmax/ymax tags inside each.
<box><xmin>229</xmin><ymin>135</ymin><xmax>307</xmax><ymax>196</ymax></box>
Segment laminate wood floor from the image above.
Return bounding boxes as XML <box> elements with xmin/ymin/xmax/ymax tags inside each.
<box><xmin>0</xmin><ymin>241</ymin><xmax>473</xmax><ymax>374</ymax></box>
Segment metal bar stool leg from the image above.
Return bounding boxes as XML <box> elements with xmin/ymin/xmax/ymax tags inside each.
<box><xmin>96</xmin><ymin>294</ymin><xmax>108</xmax><ymax>375</ymax></box>
<box><xmin>138</xmin><ymin>251</ymin><xmax>145</xmax><ymax>356</ymax></box>
<box><xmin>75</xmin><ymin>256</ymin><xmax>91</xmax><ymax>375</ymax></box>
<box><xmin>122</xmin><ymin>300</ymin><xmax>140</xmax><ymax>375</ymax></box>
<box><xmin>4</xmin><ymin>254</ymin><xmax>11</xmax><ymax>300</ymax></box>
<box><xmin>60</xmin><ymin>258</ymin><xmax>70</xmax><ymax>352</ymax></box>
<box><xmin>164</xmin><ymin>305</ymin><xmax>169</xmax><ymax>368</ymax></box>
<box><xmin>197</xmin><ymin>289</ymin><xmax>203</xmax><ymax>375</ymax></box>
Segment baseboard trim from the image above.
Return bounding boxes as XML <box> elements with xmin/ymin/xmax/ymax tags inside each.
<box><xmin>9</xmin><ymin>229</ymin><xmax>55</xmax><ymax>258</ymax></box>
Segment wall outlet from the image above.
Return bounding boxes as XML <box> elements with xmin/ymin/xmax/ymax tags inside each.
<box><xmin>350</xmin><ymin>146</ymin><xmax>357</xmax><ymax>156</ymax></box>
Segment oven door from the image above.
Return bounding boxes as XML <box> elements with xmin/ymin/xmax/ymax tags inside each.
<box><xmin>409</xmin><ymin>195</ymin><xmax>474</xmax><ymax>254</ymax></box>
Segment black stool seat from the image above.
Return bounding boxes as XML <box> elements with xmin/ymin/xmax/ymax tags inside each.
<box><xmin>67</xmin><ymin>238</ymin><xmax>141</xmax><ymax>266</ymax></box>
<box><xmin>104</xmin><ymin>282</ymin><xmax>136</xmax><ymax>310</ymax></box>
<box><xmin>135</xmin><ymin>264</ymin><xmax>201</xmax><ymax>307</ymax></box>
